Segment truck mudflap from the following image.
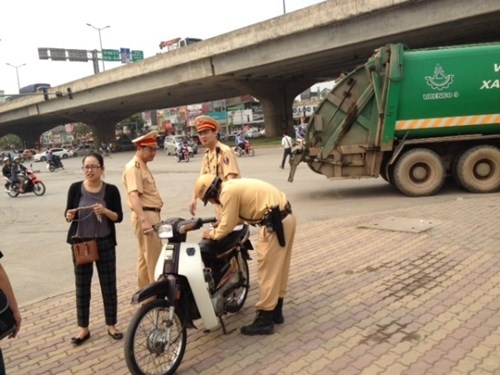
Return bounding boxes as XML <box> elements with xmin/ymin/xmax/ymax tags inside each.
<box><xmin>287</xmin><ymin>144</ymin><xmax>306</xmax><ymax>182</ymax></box>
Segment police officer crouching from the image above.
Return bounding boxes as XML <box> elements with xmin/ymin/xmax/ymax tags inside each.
<box><xmin>194</xmin><ymin>174</ymin><xmax>296</xmax><ymax>335</ymax></box>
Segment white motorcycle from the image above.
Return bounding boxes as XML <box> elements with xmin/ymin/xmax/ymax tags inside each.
<box><xmin>124</xmin><ymin>216</ymin><xmax>253</xmax><ymax>375</ymax></box>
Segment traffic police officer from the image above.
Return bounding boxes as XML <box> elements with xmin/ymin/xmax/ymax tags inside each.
<box><xmin>194</xmin><ymin>174</ymin><xmax>296</xmax><ymax>335</ymax></box>
<box><xmin>122</xmin><ymin>131</ymin><xmax>163</xmax><ymax>289</ymax></box>
<box><xmin>189</xmin><ymin>115</ymin><xmax>241</xmax><ymax>216</ymax></box>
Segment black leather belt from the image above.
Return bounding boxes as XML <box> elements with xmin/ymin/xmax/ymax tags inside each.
<box><xmin>281</xmin><ymin>202</ymin><xmax>292</xmax><ymax>220</ymax></box>
<box><xmin>143</xmin><ymin>207</ymin><xmax>161</xmax><ymax>213</ymax></box>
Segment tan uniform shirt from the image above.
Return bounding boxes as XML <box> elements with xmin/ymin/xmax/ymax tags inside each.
<box><xmin>200</xmin><ymin>142</ymin><xmax>240</xmax><ymax>181</ymax></box>
<box><xmin>209</xmin><ymin>178</ymin><xmax>288</xmax><ymax>240</ymax></box>
<box><xmin>122</xmin><ymin>155</ymin><xmax>163</xmax><ymax>209</ymax></box>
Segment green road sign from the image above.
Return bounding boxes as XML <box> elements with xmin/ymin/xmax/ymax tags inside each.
<box><xmin>132</xmin><ymin>50</ymin><xmax>144</xmax><ymax>62</ymax></box>
<box><xmin>102</xmin><ymin>49</ymin><xmax>120</xmax><ymax>61</ymax></box>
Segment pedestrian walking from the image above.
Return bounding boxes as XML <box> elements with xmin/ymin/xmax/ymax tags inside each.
<box><xmin>122</xmin><ymin>131</ymin><xmax>163</xmax><ymax>289</ymax></box>
<box><xmin>64</xmin><ymin>152</ymin><xmax>124</xmax><ymax>345</ymax></box>
<box><xmin>188</xmin><ymin>115</ymin><xmax>241</xmax><ymax>216</ymax></box>
<box><xmin>280</xmin><ymin>131</ymin><xmax>293</xmax><ymax>169</ymax></box>
<box><xmin>194</xmin><ymin>174</ymin><xmax>296</xmax><ymax>335</ymax></box>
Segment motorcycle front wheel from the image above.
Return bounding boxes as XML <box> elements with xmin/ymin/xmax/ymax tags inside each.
<box><xmin>7</xmin><ymin>187</ymin><xmax>19</xmax><ymax>198</ymax></box>
<box><xmin>225</xmin><ymin>252</ymin><xmax>250</xmax><ymax>313</ymax></box>
<box><xmin>33</xmin><ymin>182</ymin><xmax>46</xmax><ymax>196</ymax></box>
<box><xmin>248</xmin><ymin>148</ymin><xmax>255</xmax><ymax>157</ymax></box>
<box><xmin>124</xmin><ymin>299</ymin><xmax>187</xmax><ymax>375</ymax></box>
<box><xmin>48</xmin><ymin>164</ymin><xmax>55</xmax><ymax>172</ymax></box>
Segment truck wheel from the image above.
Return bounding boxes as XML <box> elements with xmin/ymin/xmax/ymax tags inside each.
<box><xmin>393</xmin><ymin>148</ymin><xmax>445</xmax><ymax>197</ymax></box>
<box><xmin>455</xmin><ymin>145</ymin><xmax>500</xmax><ymax>193</ymax></box>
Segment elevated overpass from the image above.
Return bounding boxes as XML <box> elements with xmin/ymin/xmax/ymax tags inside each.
<box><xmin>1</xmin><ymin>0</ymin><xmax>499</xmax><ymax>145</ymax></box>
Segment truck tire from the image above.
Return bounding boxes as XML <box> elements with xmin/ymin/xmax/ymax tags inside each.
<box><xmin>393</xmin><ymin>148</ymin><xmax>445</xmax><ymax>197</ymax></box>
<box><xmin>455</xmin><ymin>145</ymin><xmax>500</xmax><ymax>193</ymax></box>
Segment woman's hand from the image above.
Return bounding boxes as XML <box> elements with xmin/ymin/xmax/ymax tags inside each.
<box><xmin>65</xmin><ymin>209</ymin><xmax>77</xmax><ymax>222</ymax></box>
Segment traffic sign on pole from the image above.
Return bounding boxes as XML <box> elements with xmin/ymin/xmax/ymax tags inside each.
<box><xmin>102</xmin><ymin>49</ymin><xmax>120</xmax><ymax>61</ymax></box>
<box><xmin>120</xmin><ymin>48</ymin><xmax>131</xmax><ymax>63</ymax></box>
<box><xmin>132</xmin><ymin>51</ymin><xmax>144</xmax><ymax>62</ymax></box>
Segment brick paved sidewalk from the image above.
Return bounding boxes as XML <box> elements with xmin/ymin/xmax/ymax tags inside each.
<box><xmin>3</xmin><ymin>195</ymin><xmax>500</xmax><ymax>374</ymax></box>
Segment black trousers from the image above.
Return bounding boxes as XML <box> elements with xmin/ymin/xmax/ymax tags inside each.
<box><xmin>281</xmin><ymin>148</ymin><xmax>292</xmax><ymax>168</ymax></box>
<box><xmin>73</xmin><ymin>236</ymin><xmax>118</xmax><ymax>328</ymax></box>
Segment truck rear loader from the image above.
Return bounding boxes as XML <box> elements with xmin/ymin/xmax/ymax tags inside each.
<box><xmin>288</xmin><ymin>42</ymin><xmax>500</xmax><ymax>196</ymax></box>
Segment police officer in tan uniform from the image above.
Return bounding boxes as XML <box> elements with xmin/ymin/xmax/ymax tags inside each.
<box><xmin>189</xmin><ymin>115</ymin><xmax>241</xmax><ymax>216</ymax></box>
<box><xmin>194</xmin><ymin>174</ymin><xmax>296</xmax><ymax>335</ymax></box>
<box><xmin>122</xmin><ymin>131</ymin><xmax>163</xmax><ymax>289</ymax></box>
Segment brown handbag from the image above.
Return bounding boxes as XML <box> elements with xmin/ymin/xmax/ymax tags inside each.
<box><xmin>72</xmin><ymin>238</ymin><xmax>99</xmax><ymax>265</ymax></box>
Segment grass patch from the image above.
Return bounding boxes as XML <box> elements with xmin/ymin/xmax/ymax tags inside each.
<box><xmin>247</xmin><ymin>137</ymin><xmax>281</xmax><ymax>148</ymax></box>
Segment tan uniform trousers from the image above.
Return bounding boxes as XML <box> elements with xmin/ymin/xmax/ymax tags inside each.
<box><xmin>131</xmin><ymin>210</ymin><xmax>162</xmax><ymax>288</ymax></box>
<box><xmin>255</xmin><ymin>213</ymin><xmax>296</xmax><ymax>311</ymax></box>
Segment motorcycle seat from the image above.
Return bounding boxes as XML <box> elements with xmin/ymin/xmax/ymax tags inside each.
<box><xmin>199</xmin><ymin>224</ymin><xmax>249</xmax><ymax>256</ymax></box>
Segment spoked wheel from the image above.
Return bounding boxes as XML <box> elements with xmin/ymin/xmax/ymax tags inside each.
<box><xmin>124</xmin><ymin>299</ymin><xmax>187</xmax><ymax>375</ymax></box>
<box><xmin>455</xmin><ymin>145</ymin><xmax>500</xmax><ymax>193</ymax></box>
<box><xmin>33</xmin><ymin>182</ymin><xmax>46</xmax><ymax>196</ymax></box>
<box><xmin>393</xmin><ymin>148</ymin><xmax>445</xmax><ymax>197</ymax></box>
<box><xmin>225</xmin><ymin>253</ymin><xmax>250</xmax><ymax>313</ymax></box>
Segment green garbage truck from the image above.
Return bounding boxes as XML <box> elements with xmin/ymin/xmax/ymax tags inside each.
<box><xmin>288</xmin><ymin>42</ymin><xmax>500</xmax><ymax>196</ymax></box>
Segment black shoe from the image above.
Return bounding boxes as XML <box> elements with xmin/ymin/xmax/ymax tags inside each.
<box><xmin>241</xmin><ymin>310</ymin><xmax>274</xmax><ymax>336</ymax></box>
<box><xmin>107</xmin><ymin>329</ymin><xmax>123</xmax><ymax>340</ymax></box>
<box><xmin>71</xmin><ymin>331</ymin><xmax>90</xmax><ymax>346</ymax></box>
<box><xmin>273</xmin><ymin>298</ymin><xmax>284</xmax><ymax>324</ymax></box>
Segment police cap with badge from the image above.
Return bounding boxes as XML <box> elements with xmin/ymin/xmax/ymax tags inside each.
<box><xmin>132</xmin><ymin>131</ymin><xmax>160</xmax><ymax>148</ymax></box>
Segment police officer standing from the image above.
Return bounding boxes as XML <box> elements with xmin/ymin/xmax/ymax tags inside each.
<box><xmin>189</xmin><ymin>115</ymin><xmax>241</xmax><ymax>216</ymax></box>
<box><xmin>194</xmin><ymin>174</ymin><xmax>296</xmax><ymax>335</ymax></box>
<box><xmin>122</xmin><ymin>131</ymin><xmax>163</xmax><ymax>289</ymax></box>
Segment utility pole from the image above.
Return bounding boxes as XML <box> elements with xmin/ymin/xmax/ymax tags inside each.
<box><xmin>86</xmin><ymin>23</ymin><xmax>111</xmax><ymax>72</ymax></box>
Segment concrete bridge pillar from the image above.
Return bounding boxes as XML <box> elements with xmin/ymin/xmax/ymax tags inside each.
<box><xmin>245</xmin><ymin>80</ymin><xmax>316</xmax><ymax>137</ymax></box>
<box><xmin>85</xmin><ymin>119</ymin><xmax>118</xmax><ymax>149</ymax></box>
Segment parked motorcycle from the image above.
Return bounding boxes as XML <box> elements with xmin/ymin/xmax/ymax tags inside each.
<box><xmin>6</xmin><ymin>169</ymin><xmax>46</xmax><ymax>197</ymax></box>
<box><xmin>124</xmin><ymin>217</ymin><xmax>253</xmax><ymax>375</ymax></box>
<box><xmin>47</xmin><ymin>156</ymin><xmax>64</xmax><ymax>172</ymax></box>
<box><xmin>234</xmin><ymin>141</ymin><xmax>255</xmax><ymax>157</ymax></box>
<box><xmin>176</xmin><ymin>146</ymin><xmax>191</xmax><ymax>162</ymax></box>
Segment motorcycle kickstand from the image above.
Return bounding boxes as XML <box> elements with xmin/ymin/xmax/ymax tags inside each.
<box><xmin>218</xmin><ymin>316</ymin><xmax>235</xmax><ymax>335</ymax></box>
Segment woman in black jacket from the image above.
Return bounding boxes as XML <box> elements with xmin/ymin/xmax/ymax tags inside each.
<box><xmin>64</xmin><ymin>152</ymin><xmax>124</xmax><ymax>345</ymax></box>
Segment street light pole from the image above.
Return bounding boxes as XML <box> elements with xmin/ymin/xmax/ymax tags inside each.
<box><xmin>86</xmin><ymin>23</ymin><xmax>110</xmax><ymax>72</ymax></box>
<box><xmin>6</xmin><ymin>63</ymin><xmax>26</xmax><ymax>93</ymax></box>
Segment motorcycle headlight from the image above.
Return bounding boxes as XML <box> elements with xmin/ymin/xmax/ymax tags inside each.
<box><xmin>157</xmin><ymin>224</ymin><xmax>174</xmax><ymax>239</ymax></box>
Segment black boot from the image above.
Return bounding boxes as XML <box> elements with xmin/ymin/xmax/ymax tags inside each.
<box><xmin>240</xmin><ymin>310</ymin><xmax>274</xmax><ymax>336</ymax></box>
<box><xmin>273</xmin><ymin>298</ymin><xmax>284</xmax><ymax>324</ymax></box>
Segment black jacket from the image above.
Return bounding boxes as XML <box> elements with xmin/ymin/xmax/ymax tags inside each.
<box><xmin>65</xmin><ymin>181</ymin><xmax>123</xmax><ymax>244</ymax></box>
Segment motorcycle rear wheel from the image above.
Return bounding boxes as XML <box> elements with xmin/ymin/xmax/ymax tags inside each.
<box><xmin>124</xmin><ymin>299</ymin><xmax>187</xmax><ymax>375</ymax></box>
<box><xmin>33</xmin><ymin>182</ymin><xmax>46</xmax><ymax>196</ymax></box>
<box><xmin>225</xmin><ymin>252</ymin><xmax>250</xmax><ymax>313</ymax></box>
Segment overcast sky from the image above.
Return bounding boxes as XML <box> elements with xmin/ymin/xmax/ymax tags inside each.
<box><xmin>0</xmin><ymin>0</ymin><xmax>325</xmax><ymax>96</ymax></box>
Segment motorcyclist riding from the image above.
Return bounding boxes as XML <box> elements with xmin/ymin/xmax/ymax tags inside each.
<box><xmin>2</xmin><ymin>157</ymin><xmax>12</xmax><ymax>191</ymax></box>
<box><xmin>10</xmin><ymin>156</ymin><xmax>27</xmax><ymax>193</ymax></box>
<box><xmin>177</xmin><ymin>139</ymin><xmax>189</xmax><ymax>160</ymax></box>
<box><xmin>235</xmin><ymin>132</ymin><xmax>248</xmax><ymax>151</ymax></box>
